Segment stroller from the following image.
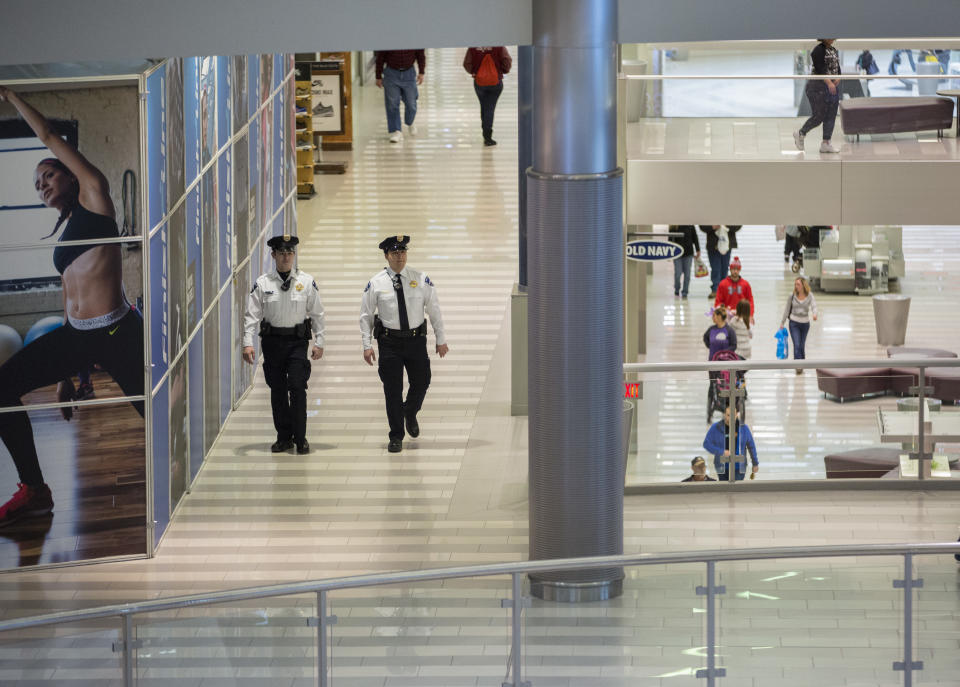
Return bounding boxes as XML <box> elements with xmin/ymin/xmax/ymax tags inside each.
<box><xmin>707</xmin><ymin>349</ymin><xmax>747</xmax><ymax>423</ymax></box>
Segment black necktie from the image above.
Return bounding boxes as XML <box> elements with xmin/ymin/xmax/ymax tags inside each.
<box><xmin>393</xmin><ymin>274</ymin><xmax>409</xmax><ymax>330</ymax></box>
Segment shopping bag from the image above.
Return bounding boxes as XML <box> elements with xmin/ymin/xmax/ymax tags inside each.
<box><xmin>775</xmin><ymin>225</ymin><xmax>786</xmax><ymax>241</ymax></box>
<box><xmin>694</xmin><ymin>256</ymin><xmax>709</xmax><ymax>278</ymax></box>
<box><xmin>775</xmin><ymin>327</ymin><xmax>789</xmax><ymax>360</ymax></box>
<box><xmin>716</xmin><ymin>227</ymin><xmax>730</xmax><ymax>255</ymax></box>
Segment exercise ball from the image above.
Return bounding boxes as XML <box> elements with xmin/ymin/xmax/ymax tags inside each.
<box><xmin>0</xmin><ymin>324</ymin><xmax>23</xmax><ymax>365</ymax></box>
<box><xmin>24</xmin><ymin>316</ymin><xmax>64</xmax><ymax>347</ymax></box>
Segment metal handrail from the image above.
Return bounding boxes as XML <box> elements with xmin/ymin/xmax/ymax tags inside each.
<box><xmin>0</xmin><ymin>541</ymin><xmax>958</xmax><ymax>633</ymax></box>
<box><xmin>624</xmin><ymin>356</ymin><xmax>960</xmax><ymax>374</ymax></box>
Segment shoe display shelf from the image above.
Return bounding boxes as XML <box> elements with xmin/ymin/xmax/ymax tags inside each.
<box><xmin>295</xmin><ymin>79</ymin><xmax>316</xmax><ymax>198</ymax></box>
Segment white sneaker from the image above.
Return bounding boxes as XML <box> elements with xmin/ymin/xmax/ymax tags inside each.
<box><xmin>407</xmin><ymin>124</ymin><xmax>418</xmax><ymax>137</ymax></box>
<box><xmin>389</xmin><ymin>131</ymin><xmax>401</xmax><ymax>143</ymax></box>
<box><xmin>819</xmin><ymin>140</ymin><xmax>840</xmax><ymax>154</ymax></box>
<box><xmin>793</xmin><ymin>130</ymin><xmax>805</xmax><ymax>150</ymax></box>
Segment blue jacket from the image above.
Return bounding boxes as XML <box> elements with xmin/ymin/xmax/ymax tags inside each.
<box><xmin>703</xmin><ymin>421</ymin><xmax>758</xmax><ymax>475</ymax></box>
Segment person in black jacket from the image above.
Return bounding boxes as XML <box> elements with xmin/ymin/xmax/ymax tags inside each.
<box><xmin>669</xmin><ymin>225</ymin><xmax>700</xmax><ymax>299</ymax></box>
<box><xmin>699</xmin><ymin>225</ymin><xmax>740</xmax><ymax>299</ymax></box>
<box><xmin>794</xmin><ymin>39</ymin><xmax>842</xmax><ymax>154</ymax></box>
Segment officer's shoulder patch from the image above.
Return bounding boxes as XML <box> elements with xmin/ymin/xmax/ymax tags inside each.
<box><xmin>364</xmin><ymin>281</ymin><xmax>371</xmax><ymax>293</ymax></box>
<box><xmin>424</xmin><ymin>275</ymin><xmax>433</xmax><ymax>286</ymax></box>
<box><xmin>312</xmin><ymin>280</ymin><xmax>319</xmax><ymax>291</ymax></box>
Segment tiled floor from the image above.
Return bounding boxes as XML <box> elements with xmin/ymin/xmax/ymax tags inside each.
<box><xmin>0</xmin><ymin>48</ymin><xmax>959</xmax><ymax>686</ymax></box>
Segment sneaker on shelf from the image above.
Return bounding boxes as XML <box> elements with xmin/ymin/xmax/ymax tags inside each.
<box><xmin>74</xmin><ymin>382</ymin><xmax>96</xmax><ymax>401</ymax></box>
<box><xmin>389</xmin><ymin>131</ymin><xmax>402</xmax><ymax>143</ymax></box>
<box><xmin>0</xmin><ymin>483</ymin><xmax>54</xmax><ymax>528</ymax></box>
<box><xmin>295</xmin><ymin>87</ymin><xmax>310</xmax><ymax>96</ymax></box>
<box><xmin>819</xmin><ymin>140</ymin><xmax>840</xmax><ymax>154</ymax></box>
<box><xmin>313</xmin><ymin>101</ymin><xmax>334</xmax><ymax>117</ymax></box>
<box><xmin>295</xmin><ymin>106</ymin><xmax>308</xmax><ymax>115</ymax></box>
<box><xmin>793</xmin><ymin>130</ymin><xmax>805</xmax><ymax>150</ymax></box>
<box><xmin>407</xmin><ymin>124</ymin><xmax>418</xmax><ymax>137</ymax></box>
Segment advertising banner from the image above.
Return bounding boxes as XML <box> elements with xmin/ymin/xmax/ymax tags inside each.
<box><xmin>201</xmin><ymin>167</ymin><xmax>217</xmax><ymax>312</ymax></box>
<box><xmin>0</xmin><ymin>83</ymin><xmax>147</xmax><ymax>568</ymax></box>
<box><xmin>169</xmin><ymin>353</ymin><xmax>188</xmax><ymax>510</ymax></box>
<box><xmin>273</xmin><ymin>82</ymin><xmax>285</xmax><ymax>213</ymax></box>
<box><xmin>151</xmin><ymin>380</ymin><xmax>169</xmax><ymax>547</ymax></box>
<box><xmin>232</xmin><ymin>55</ymin><xmax>248</xmax><ymax>136</ymax></box>
<box><xmin>150</xmin><ymin>224</ymin><xmax>168</xmax><ymax>388</ymax></box>
<box><xmin>232</xmin><ymin>132</ymin><xmax>249</xmax><ymax>267</ymax></box>
<box><xmin>218</xmin><ymin>154</ymin><xmax>232</xmax><ymax>288</ymax></box>
<box><xmin>247</xmin><ymin>53</ymin><xmax>259</xmax><ymax>127</ymax></box>
<box><xmin>166</xmin><ymin>57</ymin><xmax>185</xmax><ymax>209</ymax></box>
<box><xmin>168</xmin><ymin>202</ymin><xmax>187</xmax><ymax>361</ymax></box>
<box><xmin>203</xmin><ymin>302</ymin><xmax>220</xmax><ymax>460</ymax></box>
<box><xmin>259</xmin><ymin>103</ymin><xmax>272</xmax><ymax>232</ymax></box>
<box><xmin>146</xmin><ymin>65</ymin><xmax>167</xmax><ymax>232</ymax></box>
<box><xmin>199</xmin><ymin>57</ymin><xmax>217</xmax><ymax>169</ymax></box>
<box><xmin>248</xmin><ymin>115</ymin><xmax>260</xmax><ymax>249</ymax></box>
<box><xmin>217</xmin><ymin>55</ymin><xmax>231</xmax><ymax>154</ymax></box>
<box><xmin>219</xmin><ymin>289</ymin><xmax>231</xmax><ymax>424</ymax></box>
<box><xmin>183</xmin><ymin>57</ymin><xmax>201</xmax><ymax>187</ymax></box>
<box><xmin>186</xmin><ymin>185</ymin><xmax>201</xmax><ymax>334</ymax></box>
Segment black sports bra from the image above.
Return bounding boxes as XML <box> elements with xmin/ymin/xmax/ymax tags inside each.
<box><xmin>52</xmin><ymin>204</ymin><xmax>119</xmax><ymax>275</ymax></box>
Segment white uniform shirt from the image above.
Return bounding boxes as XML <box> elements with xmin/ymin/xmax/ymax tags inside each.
<box><xmin>243</xmin><ymin>269</ymin><xmax>325</xmax><ymax>348</ymax></box>
<box><xmin>359</xmin><ymin>266</ymin><xmax>445</xmax><ymax>349</ymax></box>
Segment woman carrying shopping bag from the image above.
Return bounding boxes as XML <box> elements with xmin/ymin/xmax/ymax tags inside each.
<box><xmin>780</xmin><ymin>277</ymin><xmax>818</xmax><ymax>374</ymax></box>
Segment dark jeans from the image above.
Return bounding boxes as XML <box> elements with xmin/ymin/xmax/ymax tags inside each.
<box><xmin>474</xmin><ymin>82</ymin><xmax>503</xmax><ymax>141</ymax></box>
<box><xmin>261</xmin><ymin>336</ymin><xmax>311</xmax><ymax>444</ymax></box>
<box><xmin>0</xmin><ymin>309</ymin><xmax>144</xmax><ymax>487</ymax></box>
<box><xmin>673</xmin><ymin>255</ymin><xmax>693</xmax><ymax>296</ymax></box>
<box><xmin>800</xmin><ymin>82</ymin><xmax>840</xmax><ymax>141</ymax></box>
<box><xmin>377</xmin><ymin>335</ymin><xmax>431</xmax><ymax>441</ymax></box>
<box><xmin>784</xmin><ymin>234</ymin><xmax>802</xmax><ymax>261</ymax></box>
<box><xmin>707</xmin><ymin>249</ymin><xmax>730</xmax><ymax>293</ymax></box>
<box><xmin>789</xmin><ymin>320</ymin><xmax>810</xmax><ymax>360</ymax></box>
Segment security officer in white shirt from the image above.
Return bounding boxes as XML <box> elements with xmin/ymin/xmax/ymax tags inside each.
<box><xmin>360</xmin><ymin>235</ymin><xmax>448</xmax><ymax>453</ymax></box>
<box><xmin>243</xmin><ymin>235</ymin><xmax>324</xmax><ymax>455</ymax></box>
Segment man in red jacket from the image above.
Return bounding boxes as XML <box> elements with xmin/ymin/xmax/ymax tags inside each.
<box><xmin>714</xmin><ymin>256</ymin><xmax>755</xmax><ymax>322</ymax></box>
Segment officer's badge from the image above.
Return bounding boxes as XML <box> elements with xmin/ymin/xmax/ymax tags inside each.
<box><xmin>295</xmin><ymin>282</ymin><xmax>304</xmax><ymax>291</ymax></box>
<box><xmin>397</xmin><ymin>234</ymin><xmax>403</xmax><ymax>241</ymax></box>
<box><xmin>409</xmin><ymin>280</ymin><xmax>417</xmax><ymax>288</ymax></box>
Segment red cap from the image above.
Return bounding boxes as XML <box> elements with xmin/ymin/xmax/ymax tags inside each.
<box><xmin>730</xmin><ymin>256</ymin><xmax>742</xmax><ymax>269</ymax></box>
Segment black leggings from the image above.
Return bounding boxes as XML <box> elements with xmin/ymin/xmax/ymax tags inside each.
<box><xmin>800</xmin><ymin>81</ymin><xmax>840</xmax><ymax>141</ymax></box>
<box><xmin>0</xmin><ymin>308</ymin><xmax>144</xmax><ymax>487</ymax></box>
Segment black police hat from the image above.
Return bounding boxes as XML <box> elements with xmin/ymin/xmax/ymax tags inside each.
<box><xmin>379</xmin><ymin>235</ymin><xmax>410</xmax><ymax>253</ymax></box>
<box><xmin>267</xmin><ymin>235</ymin><xmax>299</xmax><ymax>251</ymax></box>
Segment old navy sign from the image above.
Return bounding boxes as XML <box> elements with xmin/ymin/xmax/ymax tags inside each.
<box><xmin>625</xmin><ymin>240</ymin><xmax>682</xmax><ymax>262</ymax></box>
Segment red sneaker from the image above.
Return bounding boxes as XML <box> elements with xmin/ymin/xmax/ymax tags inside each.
<box><xmin>0</xmin><ymin>483</ymin><xmax>54</xmax><ymax>527</ymax></box>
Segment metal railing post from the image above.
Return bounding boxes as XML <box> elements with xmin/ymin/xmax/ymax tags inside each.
<box><xmin>917</xmin><ymin>367</ymin><xmax>926</xmax><ymax>481</ymax></box>
<box><xmin>502</xmin><ymin>572</ymin><xmax>529</xmax><ymax>687</ymax></box>
<box><xmin>122</xmin><ymin>613</ymin><xmax>133</xmax><ymax>687</ymax></box>
<box><xmin>696</xmin><ymin>560</ymin><xmax>726</xmax><ymax>684</ymax></box>
<box><xmin>893</xmin><ymin>552</ymin><xmax>923</xmax><ymax>685</ymax></box>
<box><xmin>311</xmin><ymin>590</ymin><xmax>337</xmax><ymax>687</ymax></box>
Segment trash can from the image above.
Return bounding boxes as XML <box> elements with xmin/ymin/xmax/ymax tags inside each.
<box><xmin>873</xmin><ymin>294</ymin><xmax>911</xmax><ymax>346</ymax></box>
<box><xmin>622</xmin><ymin>400</ymin><xmax>636</xmax><ymax>483</ymax></box>
<box><xmin>917</xmin><ymin>60</ymin><xmax>942</xmax><ymax>96</ymax></box>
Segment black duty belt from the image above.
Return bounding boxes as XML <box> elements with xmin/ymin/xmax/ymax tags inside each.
<box><xmin>382</xmin><ymin>322</ymin><xmax>427</xmax><ymax>339</ymax></box>
<box><xmin>260</xmin><ymin>319</ymin><xmax>311</xmax><ymax>339</ymax></box>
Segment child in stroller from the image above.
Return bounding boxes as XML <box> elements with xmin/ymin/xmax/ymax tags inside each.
<box><xmin>707</xmin><ymin>349</ymin><xmax>747</xmax><ymax>423</ymax></box>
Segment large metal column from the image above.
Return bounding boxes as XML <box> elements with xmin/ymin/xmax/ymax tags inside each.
<box><xmin>528</xmin><ymin>0</ymin><xmax>624</xmax><ymax>602</ymax></box>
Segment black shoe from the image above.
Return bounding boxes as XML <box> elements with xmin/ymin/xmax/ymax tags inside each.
<box><xmin>405</xmin><ymin>414</ymin><xmax>420</xmax><ymax>438</ymax></box>
<box><xmin>271</xmin><ymin>439</ymin><xmax>294</xmax><ymax>453</ymax></box>
<box><xmin>296</xmin><ymin>439</ymin><xmax>310</xmax><ymax>455</ymax></box>
<box><xmin>388</xmin><ymin>439</ymin><xmax>403</xmax><ymax>453</ymax></box>
<box><xmin>483</xmin><ymin>138</ymin><xmax>497</xmax><ymax>147</ymax></box>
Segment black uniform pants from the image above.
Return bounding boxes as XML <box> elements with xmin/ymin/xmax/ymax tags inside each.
<box><xmin>261</xmin><ymin>336</ymin><xmax>310</xmax><ymax>444</ymax></box>
<box><xmin>474</xmin><ymin>82</ymin><xmax>503</xmax><ymax>140</ymax></box>
<box><xmin>377</xmin><ymin>335</ymin><xmax>431</xmax><ymax>441</ymax></box>
<box><xmin>0</xmin><ymin>309</ymin><xmax>144</xmax><ymax>487</ymax></box>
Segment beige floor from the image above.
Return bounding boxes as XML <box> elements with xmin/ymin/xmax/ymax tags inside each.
<box><xmin>0</xmin><ymin>49</ymin><xmax>959</xmax><ymax>686</ymax></box>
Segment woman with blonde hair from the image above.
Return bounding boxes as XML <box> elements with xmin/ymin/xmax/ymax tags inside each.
<box><xmin>780</xmin><ymin>276</ymin><xmax>818</xmax><ymax>374</ymax></box>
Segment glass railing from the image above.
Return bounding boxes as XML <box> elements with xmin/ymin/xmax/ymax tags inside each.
<box><xmin>624</xmin><ymin>358</ymin><xmax>960</xmax><ymax>487</ymax></box>
<box><xmin>1</xmin><ymin>543</ymin><xmax>957</xmax><ymax>686</ymax></box>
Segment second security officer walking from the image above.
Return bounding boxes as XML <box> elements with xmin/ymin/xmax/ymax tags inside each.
<box><xmin>243</xmin><ymin>235</ymin><xmax>324</xmax><ymax>455</ymax></box>
<box><xmin>360</xmin><ymin>236</ymin><xmax>448</xmax><ymax>453</ymax></box>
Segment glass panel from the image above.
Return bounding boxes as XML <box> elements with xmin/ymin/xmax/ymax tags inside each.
<box><xmin>0</xmin><ymin>618</ymin><xmax>122</xmax><ymax>683</ymax></box>
<box><xmin>331</xmin><ymin>578</ymin><xmax>511</xmax><ymax>686</ymax></box>
<box><xmin>525</xmin><ymin>564</ymin><xmax>704</xmax><ymax>685</ymax></box>
<box><xmin>915</xmin><ymin>553</ymin><xmax>960</xmax><ymax>685</ymax></box>
<box><xmin>717</xmin><ymin>556</ymin><xmax>904</xmax><ymax>686</ymax></box>
<box><xmin>135</xmin><ymin>594</ymin><xmax>316</xmax><ymax>684</ymax></box>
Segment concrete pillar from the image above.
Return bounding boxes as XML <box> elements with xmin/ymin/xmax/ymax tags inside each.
<box><xmin>527</xmin><ymin>0</ymin><xmax>624</xmax><ymax>602</ymax></box>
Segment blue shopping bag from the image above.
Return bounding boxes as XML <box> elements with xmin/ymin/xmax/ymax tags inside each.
<box><xmin>775</xmin><ymin>327</ymin><xmax>789</xmax><ymax>360</ymax></box>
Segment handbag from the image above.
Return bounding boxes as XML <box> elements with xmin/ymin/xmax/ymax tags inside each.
<box><xmin>694</xmin><ymin>256</ymin><xmax>709</xmax><ymax>278</ymax></box>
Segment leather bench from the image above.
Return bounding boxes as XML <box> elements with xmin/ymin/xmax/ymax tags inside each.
<box><xmin>839</xmin><ymin>96</ymin><xmax>954</xmax><ymax>138</ymax></box>
<box><xmin>824</xmin><ymin>447</ymin><xmax>902</xmax><ymax>479</ymax></box>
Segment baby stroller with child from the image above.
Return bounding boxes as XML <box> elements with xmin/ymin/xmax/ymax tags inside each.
<box><xmin>707</xmin><ymin>349</ymin><xmax>747</xmax><ymax>423</ymax></box>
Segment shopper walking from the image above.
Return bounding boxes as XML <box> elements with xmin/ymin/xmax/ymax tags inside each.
<box><xmin>243</xmin><ymin>235</ymin><xmax>325</xmax><ymax>455</ymax></box>
<box><xmin>703</xmin><ymin>305</ymin><xmax>737</xmax><ymax>361</ymax></box>
<box><xmin>360</xmin><ymin>236</ymin><xmax>448</xmax><ymax>454</ymax></box>
<box><xmin>794</xmin><ymin>39</ymin><xmax>842</xmax><ymax>154</ymax></box>
<box><xmin>669</xmin><ymin>225</ymin><xmax>700</xmax><ymax>299</ymax></box>
<box><xmin>703</xmin><ymin>406</ymin><xmax>759</xmax><ymax>482</ymax></box>
<box><xmin>700</xmin><ymin>225</ymin><xmax>740</xmax><ymax>299</ymax></box>
<box><xmin>727</xmin><ymin>299</ymin><xmax>753</xmax><ymax>360</ymax></box>
<box><xmin>784</xmin><ymin>225</ymin><xmax>804</xmax><ymax>271</ymax></box>
<box><xmin>463</xmin><ymin>47</ymin><xmax>512</xmax><ymax>146</ymax></box>
<box><xmin>779</xmin><ymin>276</ymin><xmax>818</xmax><ymax>375</ymax></box>
<box><xmin>714</xmin><ymin>256</ymin><xmax>755</xmax><ymax>322</ymax></box>
<box><xmin>375</xmin><ymin>50</ymin><xmax>426</xmax><ymax>143</ymax></box>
